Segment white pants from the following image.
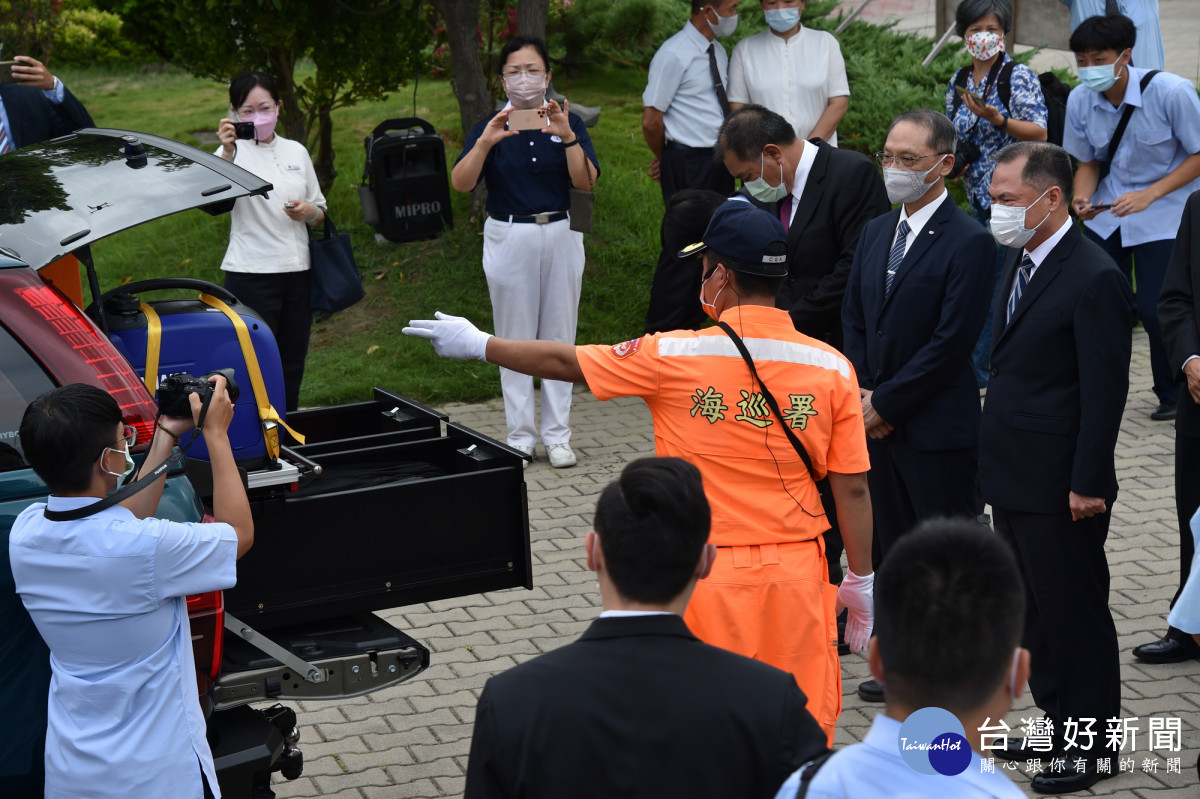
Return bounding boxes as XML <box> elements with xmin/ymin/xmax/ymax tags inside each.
<box><xmin>482</xmin><ymin>215</ymin><xmax>584</xmax><ymax>448</ymax></box>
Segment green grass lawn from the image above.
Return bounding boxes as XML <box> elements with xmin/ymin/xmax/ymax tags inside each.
<box><xmin>55</xmin><ymin>14</ymin><xmax>962</xmax><ymax>408</ymax></box>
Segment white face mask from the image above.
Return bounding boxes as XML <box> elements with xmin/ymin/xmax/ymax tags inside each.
<box><xmin>764</xmin><ymin>6</ymin><xmax>800</xmax><ymax>33</ymax></box>
<box><xmin>990</xmin><ymin>188</ymin><xmax>1051</xmax><ymax>249</ymax></box>
<box><xmin>707</xmin><ymin>6</ymin><xmax>739</xmax><ymax>37</ymax></box>
<box><xmin>744</xmin><ymin>150</ymin><xmax>789</xmax><ymax>203</ymax></box>
<box><xmin>882</xmin><ymin>155</ymin><xmax>947</xmax><ymax>205</ymax></box>
<box><xmin>101</xmin><ymin>443</ymin><xmax>135</xmax><ymax>481</ymax></box>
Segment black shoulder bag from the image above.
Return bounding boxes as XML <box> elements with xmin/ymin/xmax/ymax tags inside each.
<box><xmin>716</xmin><ymin>321</ymin><xmax>835</xmax><ymax>514</ymax></box>
<box><xmin>1098</xmin><ymin>70</ymin><xmax>1160</xmax><ymax>181</ymax></box>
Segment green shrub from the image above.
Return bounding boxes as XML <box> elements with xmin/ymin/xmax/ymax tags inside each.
<box><xmin>54</xmin><ymin>6</ymin><xmax>133</xmax><ymax>64</ymax></box>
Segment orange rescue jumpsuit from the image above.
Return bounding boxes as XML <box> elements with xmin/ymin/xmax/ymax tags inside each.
<box><xmin>577</xmin><ymin>305</ymin><xmax>869</xmax><ymax>741</ymax></box>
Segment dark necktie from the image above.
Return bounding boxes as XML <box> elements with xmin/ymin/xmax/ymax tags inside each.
<box><xmin>707</xmin><ymin>43</ymin><xmax>731</xmax><ymax>118</ymax></box>
<box><xmin>1006</xmin><ymin>255</ymin><xmax>1034</xmax><ymax>324</ymax></box>
<box><xmin>780</xmin><ymin>195</ymin><xmax>793</xmax><ymax>234</ymax></box>
<box><xmin>1106</xmin><ymin>0</ymin><xmax>1121</xmax><ymax>15</ymax></box>
<box><xmin>885</xmin><ymin>220</ymin><xmax>910</xmax><ymax>296</ymax></box>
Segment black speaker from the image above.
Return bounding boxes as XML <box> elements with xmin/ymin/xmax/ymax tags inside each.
<box><xmin>360</xmin><ymin>118</ymin><xmax>453</xmax><ymax>243</ymax></box>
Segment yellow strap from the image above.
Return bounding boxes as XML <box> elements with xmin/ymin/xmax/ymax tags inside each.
<box><xmin>139</xmin><ymin>302</ymin><xmax>162</xmax><ymax>396</ymax></box>
<box><xmin>198</xmin><ymin>293</ymin><xmax>305</xmax><ymax>445</ymax></box>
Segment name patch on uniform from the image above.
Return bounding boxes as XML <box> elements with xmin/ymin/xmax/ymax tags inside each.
<box><xmin>286</xmin><ymin>164</ymin><xmax>302</xmax><ymax>171</ymax></box>
<box><xmin>610</xmin><ymin>339</ymin><xmax>643</xmax><ymax>359</ymax></box>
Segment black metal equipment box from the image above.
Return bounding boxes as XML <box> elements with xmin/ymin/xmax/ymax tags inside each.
<box><xmin>360</xmin><ymin>118</ymin><xmax>454</xmax><ymax>243</ymax></box>
<box><xmin>224</xmin><ymin>388</ymin><xmax>532</xmax><ymax>628</ymax></box>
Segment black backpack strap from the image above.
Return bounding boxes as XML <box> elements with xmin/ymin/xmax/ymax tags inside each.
<box><xmin>950</xmin><ymin>67</ymin><xmax>970</xmax><ymax>117</ymax></box>
<box><xmin>793</xmin><ymin>750</ymin><xmax>836</xmax><ymax>799</ymax></box>
<box><xmin>716</xmin><ymin>321</ymin><xmax>819</xmax><ymax>483</ymax></box>
<box><xmin>1107</xmin><ymin>70</ymin><xmax>1160</xmax><ymax>164</ymax></box>
<box><xmin>996</xmin><ymin>59</ymin><xmax>1017</xmax><ymax>113</ymax></box>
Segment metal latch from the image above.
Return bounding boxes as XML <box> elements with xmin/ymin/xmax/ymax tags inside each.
<box><xmin>225</xmin><ymin>612</ymin><xmax>327</xmax><ymax>684</ymax></box>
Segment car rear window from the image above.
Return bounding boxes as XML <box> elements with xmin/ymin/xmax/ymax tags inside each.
<box><xmin>0</xmin><ymin>324</ymin><xmax>55</xmax><ymax>471</ymax></box>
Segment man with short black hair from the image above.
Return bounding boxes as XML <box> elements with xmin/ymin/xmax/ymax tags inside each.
<box><xmin>1065</xmin><ymin>12</ymin><xmax>1200</xmax><ymax>422</ymax></box>
<box><xmin>464</xmin><ymin>457</ymin><xmax>828</xmax><ymax>798</ymax></box>
<box><xmin>841</xmin><ymin>108</ymin><xmax>994</xmax><ymax>703</ymax></box>
<box><xmin>406</xmin><ymin>199</ymin><xmax>874</xmax><ymax>742</ymax></box>
<box><xmin>775</xmin><ymin>518</ymin><xmax>1030</xmax><ymax>798</ymax></box>
<box><xmin>981</xmin><ymin>140</ymin><xmax>1130</xmax><ymax>794</ymax></box>
<box><xmin>717</xmin><ymin>104</ymin><xmax>888</xmax><ymax>349</ymax></box>
<box><xmin>9</xmin><ymin>380</ymin><xmax>252</xmax><ymax>799</ymax></box>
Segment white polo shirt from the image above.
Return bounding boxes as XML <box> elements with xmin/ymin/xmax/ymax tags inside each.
<box><xmin>727</xmin><ymin>26</ymin><xmax>850</xmax><ymax>145</ymax></box>
<box><xmin>215</xmin><ymin>134</ymin><xmax>326</xmax><ymax>274</ymax></box>
<box><xmin>9</xmin><ymin>497</ymin><xmax>238</xmax><ymax>799</ymax></box>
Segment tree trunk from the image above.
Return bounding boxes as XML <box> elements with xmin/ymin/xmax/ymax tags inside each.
<box><xmin>431</xmin><ymin>0</ymin><xmax>491</xmax><ymax>138</ymax></box>
<box><xmin>515</xmin><ymin>0</ymin><xmax>548</xmax><ymax>42</ymax></box>
<box><xmin>267</xmin><ymin>46</ymin><xmax>306</xmax><ymax>144</ymax></box>
<box><xmin>313</xmin><ymin>105</ymin><xmax>337</xmax><ymax>194</ymax></box>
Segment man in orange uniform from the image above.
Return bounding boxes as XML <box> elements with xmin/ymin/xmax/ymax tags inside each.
<box><xmin>404</xmin><ymin>200</ymin><xmax>874</xmax><ymax>740</ymax></box>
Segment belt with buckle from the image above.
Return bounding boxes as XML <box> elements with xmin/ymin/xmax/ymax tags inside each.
<box><xmin>488</xmin><ymin>211</ymin><xmax>569</xmax><ymax>225</ymax></box>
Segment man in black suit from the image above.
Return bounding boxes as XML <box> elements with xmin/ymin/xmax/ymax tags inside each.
<box><xmin>981</xmin><ymin>141</ymin><xmax>1131</xmax><ymax>794</ymax></box>
<box><xmin>463</xmin><ymin>457</ymin><xmax>827</xmax><ymax>799</ymax></box>
<box><xmin>0</xmin><ymin>56</ymin><xmax>93</xmax><ymax>151</ymax></box>
<box><xmin>1139</xmin><ymin>189</ymin><xmax>1200</xmax><ymax>663</ymax></box>
<box><xmin>716</xmin><ymin>104</ymin><xmax>889</xmax><ymax>350</ymax></box>
<box><xmin>843</xmin><ymin>108</ymin><xmax>993</xmax><ymax>562</ymax></box>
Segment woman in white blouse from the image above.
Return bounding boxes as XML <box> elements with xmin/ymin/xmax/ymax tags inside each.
<box><xmin>215</xmin><ymin>71</ymin><xmax>326</xmax><ymax>412</ymax></box>
<box><xmin>728</xmin><ymin>0</ymin><xmax>849</xmax><ymax>144</ymax></box>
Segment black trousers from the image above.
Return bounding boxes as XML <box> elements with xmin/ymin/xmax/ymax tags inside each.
<box><xmin>994</xmin><ymin>506</ymin><xmax>1121</xmax><ymax>731</ymax></box>
<box><xmin>866</xmin><ymin>438</ymin><xmax>977</xmax><ymax>566</ymax></box>
<box><xmin>644</xmin><ymin>144</ymin><xmax>734</xmax><ymax>335</ymax></box>
<box><xmin>224</xmin><ymin>270</ymin><xmax>312</xmax><ymax>412</ymax></box>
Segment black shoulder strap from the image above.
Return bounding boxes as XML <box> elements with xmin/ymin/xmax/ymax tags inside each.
<box><xmin>996</xmin><ymin>59</ymin><xmax>1017</xmax><ymax>112</ymax></box>
<box><xmin>716</xmin><ymin>321</ymin><xmax>819</xmax><ymax>484</ymax></box>
<box><xmin>955</xmin><ymin>58</ymin><xmax>1007</xmax><ymax>136</ymax></box>
<box><xmin>793</xmin><ymin>751</ymin><xmax>836</xmax><ymax>799</ymax></box>
<box><xmin>950</xmin><ymin>67</ymin><xmax>970</xmax><ymax>117</ymax></box>
<box><xmin>1108</xmin><ymin>70</ymin><xmax>1160</xmax><ymax>164</ymax></box>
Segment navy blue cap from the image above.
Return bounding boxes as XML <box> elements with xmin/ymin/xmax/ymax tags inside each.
<box><xmin>676</xmin><ymin>198</ymin><xmax>789</xmax><ymax>277</ymax></box>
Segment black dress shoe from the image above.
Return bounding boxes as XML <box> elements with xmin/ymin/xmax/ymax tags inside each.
<box><xmin>1132</xmin><ymin>631</ymin><xmax>1200</xmax><ymax>663</ymax></box>
<box><xmin>857</xmin><ymin>678</ymin><xmax>884</xmax><ymax>703</ymax></box>
<box><xmin>1031</xmin><ymin>761</ymin><xmax>1113</xmax><ymax>794</ymax></box>
<box><xmin>1151</xmin><ymin>402</ymin><xmax>1178</xmax><ymax>421</ymax></box>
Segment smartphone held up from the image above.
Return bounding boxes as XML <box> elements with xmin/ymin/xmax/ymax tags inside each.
<box><xmin>508</xmin><ymin>108</ymin><xmax>549</xmax><ymax>132</ymax></box>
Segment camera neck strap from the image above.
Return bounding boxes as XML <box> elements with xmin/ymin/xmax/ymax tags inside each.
<box><xmin>42</xmin><ymin>399</ymin><xmax>213</xmax><ymax>523</ymax></box>
<box><xmin>716</xmin><ymin>321</ymin><xmax>819</xmax><ymax>484</ymax></box>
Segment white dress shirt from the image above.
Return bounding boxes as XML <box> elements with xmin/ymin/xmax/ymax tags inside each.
<box><xmin>727</xmin><ymin>26</ymin><xmax>849</xmax><ymax>145</ymax></box>
<box><xmin>9</xmin><ymin>497</ymin><xmax>238</xmax><ymax>799</ymax></box>
<box><xmin>895</xmin><ymin>188</ymin><xmax>951</xmax><ymax>257</ymax></box>
<box><xmin>781</xmin><ymin>139</ymin><xmax>819</xmax><ymax>228</ymax></box>
<box><xmin>1008</xmin><ymin>216</ymin><xmax>1074</xmax><ymax>298</ymax></box>
<box><xmin>643</xmin><ymin>22</ymin><xmax>728</xmax><ymax>149</ymax></box>
<box><xmin>774</xmin><ymin>714</ymin><xmax>1028</xmax><ymax>799</ymax></box>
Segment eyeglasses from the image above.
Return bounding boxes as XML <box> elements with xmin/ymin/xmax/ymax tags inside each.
<box><xmin>236</xmin><ymin>103</ymin><xmax>276</xmax><ymax>118</ymax></box>
<box><xmin>97</xmin><ymin>426</ymin><xmax>136</xmax><ymax>459</ymax></box>
<box><xmin>874</xmin><ymin>152</ymin><xmax>943</xmax><ymax>169</ymax></box>
<box><xmin>501</xmin><ymin>68</ymin><xmax>546</xmax><ymax>80</ymax></box>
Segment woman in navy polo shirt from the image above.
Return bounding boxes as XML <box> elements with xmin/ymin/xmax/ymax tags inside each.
<box><xmin>452</xmin><ymin>36</ymin><xmax>599</xmax><ymax>469</ymax></box>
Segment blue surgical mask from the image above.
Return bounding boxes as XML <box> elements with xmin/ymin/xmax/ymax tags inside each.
<box><xmin>764</xmin><ymin>7</ymin><xmax>801</xmax><ymax>33</ymax></box>
<box><xmin>744</xmin><ymin>150</ymin><xmax>789</xmax><ymax>203</ymax></box>
<box><xmin>1078</xmin><ymin>55</ymin><xmax>1126</xmax><ymax>93</ymax></box>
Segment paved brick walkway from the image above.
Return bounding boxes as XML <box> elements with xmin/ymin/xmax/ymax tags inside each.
<box><xmin>266</xmin><ymin>328</ymin><xmax>1199</xmax><ymax>798</ymax></box>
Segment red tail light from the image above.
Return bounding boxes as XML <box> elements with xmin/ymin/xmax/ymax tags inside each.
<box><xmin>0</xmin><ymin>270</ymin><xmax>159</xmax><ymax>449</ymax></box>
<box><xmin>187</xmin><ymin>589</ymin><xmax>225</xmax><ymax>680</ymax></box>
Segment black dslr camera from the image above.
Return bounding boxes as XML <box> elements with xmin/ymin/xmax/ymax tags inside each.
<box><xmin>158</xmin><ymin>369</ymin><xmax>240</xmax><ymax>418</ymax></box>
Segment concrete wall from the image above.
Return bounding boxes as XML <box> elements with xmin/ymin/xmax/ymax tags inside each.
<box><xmin>937</xmin><ymin>0</ymin><xmax>1073</xmax><ymax>50</ymax></box>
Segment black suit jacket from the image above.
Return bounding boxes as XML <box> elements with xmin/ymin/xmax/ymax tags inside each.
<box><xmin>1158</xmin><ymin>189</ymin><xmax>1200</xmax><ymax>438</ymax></box>
<box><xmin>464</xmin><ymin>614</ymin><xmax>827</xmax><ymax>799</ymax></box>
<box><xmin>0</xmin><ymin>82</ymin><xmax>93</xmax><ymax>149</ymax></box>
<box><xmin>842</xmin><ymin>194</ymin><xmax>994</xmax><ymax>450</ymax></box>
<box><xmin>745</xmin><ymin>138</ymin><xmax>889</xmax><ymax>348</ymax></box>
<box><xmin>980</xmin><ymin>223</ymin><xmax>1132</xmax><ymax>513</ymax></box>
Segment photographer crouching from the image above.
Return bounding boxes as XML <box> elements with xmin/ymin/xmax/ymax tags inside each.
<box><xmin>8</xmin><ymin>375</ymin><xmax>252</xmax><ymax>799</ymax></box>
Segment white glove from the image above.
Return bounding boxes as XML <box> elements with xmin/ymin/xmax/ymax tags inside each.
<box><xmin>403</xmin><ymin>311</ymin><xmax>492</xmax><ymax>361</ymax></box>
<box><xmin>836</xmin><ymin>569</ymin><xmax>874</xmax><ymax>654</ymax></box>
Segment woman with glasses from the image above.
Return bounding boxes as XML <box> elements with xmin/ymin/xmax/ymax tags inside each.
<box><xmin>944</xmin><ymin>0</ymin><xmax>1047</xmax><ymax>388</ymax></box>
<box><xmin>451</xmin><ymin>36</ymin><xmax>599</xmax><ymax>469</ymax></box>
<box><xmin>215</xmin><ymin>71</ymin><xmax>326</xmax><ymax>412</ymax></box>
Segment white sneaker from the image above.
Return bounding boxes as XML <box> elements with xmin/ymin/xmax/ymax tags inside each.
<box><xmin>513</xmin><ymin>444</ymin><xmax>534</xmax><ymax>469</ymax></box>
<box><xmin>546</xmin><ymin>442</ymin><xmax>577</xmax><ymax>469</ymax></box>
